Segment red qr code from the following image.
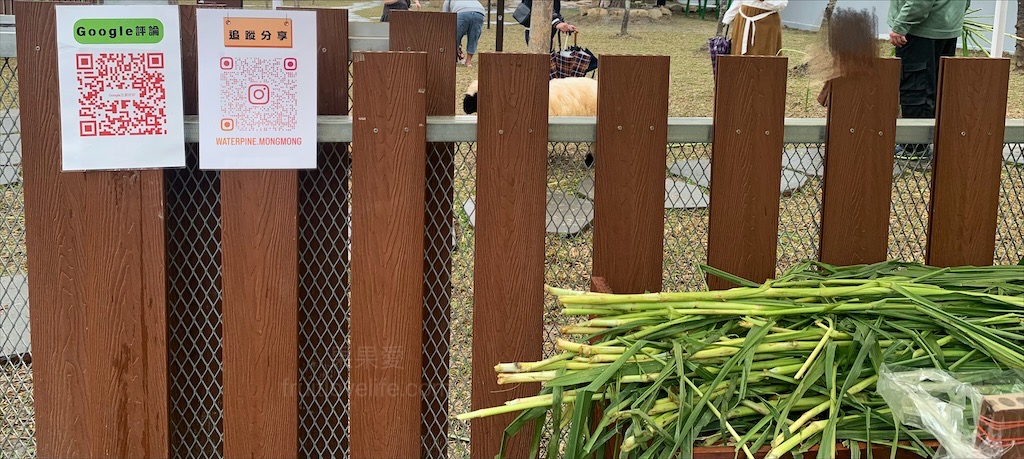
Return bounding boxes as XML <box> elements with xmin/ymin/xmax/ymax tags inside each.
<box><xmin>219</xmin><ymin>56</ymin><xmax>298</xmax><ymax>132</ymax></box>
<box><xmin>76</xmin><ymin>53</ymin><xmax>168</xmax><ymax>137</ymax></box>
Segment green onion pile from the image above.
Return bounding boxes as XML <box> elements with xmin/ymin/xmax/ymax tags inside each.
<box><xmin>458</xmin><ymin>261</ymin><xmax>1024</xmax><ymax>459</ymax></box>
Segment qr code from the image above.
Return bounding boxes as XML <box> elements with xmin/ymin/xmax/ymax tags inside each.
<box><xmin>218</xmin><ymin>56</ymin><xmax>298</xmax><ymax>132</ymax></box>
<box><xmin>77</xmin><ymin>53</ymin><xmax>168</xmax><ymax>137</ymax></box>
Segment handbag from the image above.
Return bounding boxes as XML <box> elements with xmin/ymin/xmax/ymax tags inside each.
<box><xmin>708</xmin><ymin>25</ymin><xmax>731</xmax><ymax>78</ymax></box>
<box><xmin>549</xmin><ymin>32</ymin><xmax>596</xmax><ymax>80</ymax></box>
<box><xmin>513</xmin><ymin>1</ymin><xmax>531</xmax><ymax>26</ymax></box>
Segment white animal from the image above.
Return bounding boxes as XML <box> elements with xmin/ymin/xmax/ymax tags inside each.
<box><xmin>462</xmin><ymin>77</ymin><xmax>598</xmax><ymax>117</ymax></box>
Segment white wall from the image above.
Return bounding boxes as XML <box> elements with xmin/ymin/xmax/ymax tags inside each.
<box><xmin>780</xmin><ymin>0</ymin><xmax>1019</xmax><ymax>56</ymax></box>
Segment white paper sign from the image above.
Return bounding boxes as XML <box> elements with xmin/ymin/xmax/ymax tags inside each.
<box><xmin>55</xmin><ymin>5</ymin><xmax>186</xmax><ymax>171</ymax></box>
<box><xmin>197</xmin><ymin>9</ymin><xmax>317</xmax><ymax>170</ymax></box>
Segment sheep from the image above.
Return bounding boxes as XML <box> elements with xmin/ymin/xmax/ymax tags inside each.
<box><xmin>462</xmin><ymin>77</ymin><xmax>599</xmax><ymax>167</ymax></box>
<box><xmin>462</xmin><ymin>77</ymin><xmax>597</xmax><ymax>117</ymax></box>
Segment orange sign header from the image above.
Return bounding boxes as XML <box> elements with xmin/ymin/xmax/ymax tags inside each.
<box><xmin>223</xmin><ymin>17</ymin><xmax>292</xmax><ymax>48</ymax></box>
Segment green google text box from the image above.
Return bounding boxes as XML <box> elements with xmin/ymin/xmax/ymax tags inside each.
<box><xmin>74</xmin><ymin>19</ymin><xmax>164</xmax><ymax>44</ymax></box>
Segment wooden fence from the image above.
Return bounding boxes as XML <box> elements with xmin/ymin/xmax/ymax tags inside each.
<box><xmin>13</xmin><ymin>2</ymin><xmax>1017</xmax><ymax>458</ymax></box>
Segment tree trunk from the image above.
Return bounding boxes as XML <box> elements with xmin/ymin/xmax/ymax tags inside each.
<box><xmin>820</xmin><ymin>0</ymin><xmax>839</xmax><ymax>30</ymax></box>
<box><xmin>528</xmin><ymin>0</ymin><xmax>554</xmax><ymax>53</ymax></box>
<box><xmin>1016</xmin><ymin>0</ymin><xmax>1024</xmax><ymax>71</ymax></box>
<box><xmin>620</xmin><ymin>0</ymin><xmax>631</xmax><ymax>36</ymax></box>
<box><xmin>608</xmin><ymin>0</ymin><xmax>624</xmax><ymax>7</ymax></box>
<box><xmin>715</xmin><ymin>0</ymin><xmax>725</xmax><ymax>36</ymax></box>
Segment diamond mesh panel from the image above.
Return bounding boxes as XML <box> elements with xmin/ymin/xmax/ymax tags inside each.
<box><xmin>0</xmin><ymin>55</ymin><xmax>34</xmax><ymax>458</ymax></box>
<box><xmin>297</xmin><ymin>143</ymin><xmax>351</xmax><ymax>459</ymax></box>
<box><xmin>777</xmin><ymin>143</ymin><xmax>824</xmax><ymax>273</ymax></box>
<box><xmin>167</xmin><ymin>144</ymin><xmax>223</xmax><ymax>459</ymax></box>
<box><xmin>449</xmin><ymin>141</ymin><xmax>476</xmax><ymax>459</ymax></box>
<box><xmin>889</xmin><ymin>156</ymin><xmax>933</xmax><ymax>262</ymax></box>
<box><xmin>996</xmin><ymin>143</ymin><xmax>1024</xmax><ymax>265</ymax></box>
<box><xmin>664</xmin><ymin>142</ymin><xmax>712</xmax><ymax>291</ymax></box>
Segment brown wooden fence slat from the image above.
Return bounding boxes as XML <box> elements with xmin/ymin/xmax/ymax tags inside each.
<box><xmin>707</xmin><ymin>56</ymin><xmax>788</xmax><ymax>289</ymax></box>
<box><xmin>927</xmin><ymin>58</ymin><xmax>1011</xmax><ymax>267</ymax></box>
<box><xmin>471</xmin><ymin>52</ymin><xmax>549</xmax><ymax>459</ymax></box>
<box><xmin>350</xmin><ymin>51</ymin><xmax>428</xmax><ymax>459</ymax></box>
<box><xmin>819</xmin><ymin>59</ymin><xmax>900</xmax><ymax>266</ymax></box>
<box><xmin>221</xmin><ymin>169</ymin><xmax>299</xmax><ymax>459</ymax></box>
<box><xmin>17</xmin><ymin>2</ymin><xmax>169</xmax><ymax>456</ymax></box>
<box><xmin>593</xmin><ymin>54</ymin><xmax>670</xmax><ymax>295</ymax></box>
<box><xmin>388</xmin><ymin>12</ymin><xmax>458</xmax><ymax>457</ymax></box>
<box><xmin>17</xmin><ymin>4</ymin><xmax>90</xmax><ymax>454</ymax></box>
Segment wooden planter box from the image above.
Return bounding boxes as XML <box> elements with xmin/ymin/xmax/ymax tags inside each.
<box><xmin>693</xmin><ymin>442</ymin><xmax>938</xmax><ymax>459</ymax></box>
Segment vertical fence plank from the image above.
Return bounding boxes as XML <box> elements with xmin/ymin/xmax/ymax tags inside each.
<box><xmin>350</xmin><ymin>51</ymin><xmax>427</xmax><ymax>459</ymax></box>
<box><xmin>927</xmin><ymin>58</ymin><xmax>1010</xmax><ymax>267</ymax></box>
<box><xmin>282</xmin><ymin>7</ymin><xmax>352</xmax><ymax>457</ymax></box>
<box><xmin>707</xmin><ymin>56</ymin><xmax>787</xmax><ymax>289</ymax></box>
<box><xmin>389</xmin><ymin>12</ymin><xmax>458</xmax><ymax>457</ymax></box>
<box><xmin>221</xmin><ymin>170</ymin><xmax>299</xmax><ymax>459</ymax></box>
<box><xmin>17</xmin><ymin>2</ymin><xmax>169</xmax><ymax>457</ymax></box>
<box><xmin>17</xmin><ymin>4</ymin><xmax>89</xmax><ymax>455</ymax></box>
<box><xmin>593</xmin><ymin>54</ymin><xmax>669</xmax><ymax>295</ymax></box>
<box><xmin>471</xmin><ymin>52</ymin><xmax>548</xmax><ymax>459</ymax></box>
<box><xmin>819</xmin><ymin>59</ymin><xmax>900</xmax><ymax>266</ymax></box>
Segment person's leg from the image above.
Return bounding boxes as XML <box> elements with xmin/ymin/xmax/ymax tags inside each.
<box><xmin>466</xmin><ymin>13</ymin><xmax>484</xmax><ymax>66</ymax></box>
<box><xmin>895</xmin><ymin>34</ymin><xmax>936</xmax><ymax>157</ymax></box>
<box><xmin>456</xmin><ymin>12</ymin><xmax>470</xmax><ymax>63</ymax></box>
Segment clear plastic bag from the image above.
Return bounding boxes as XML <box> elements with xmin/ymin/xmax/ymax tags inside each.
<box><xmin>877</xmin><ymin>365</ymin><xmax>1024</xmax><ymax>459</ymax></box>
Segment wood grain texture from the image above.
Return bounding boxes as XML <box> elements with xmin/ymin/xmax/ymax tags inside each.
<box><xmin>593</xmin><ymin>55</ymin><xmax>669</xmax><ymax>295</ymax></box>
<box><xmin>221</xmin><ymin>171</ymin><xmax>299</xmax><ymax>459</ymax></box>
<box><xmin>388</xmin><ymin>12</ymin><xmax>458</xmax><ymax>457</ymax></box>
<box><xmin>350</xmin><ymin>51</ymin><xmax>427</xmax><ymax>459</ymax></box>
<box><xmin>18</xmin><ymin>2</ymin><xmax>169</xmax><ymax>457</ymax></box>
<box><xmin>819</xmin><ymin>59</ymin><xmax>900</xmax><ymax>266</ymax></box>
<box><xmin>707</xmin><ymin>56</ymin><xmax>787</xmax><ymax>289</ymax></box>
<box><xmin>282</xmin><ymin>7</ymin><xmax>352</xmax><ymax>457</ymax></box>
<box><xmin>471</xmin><ymin>53</ymin><xmax>549</xmax><ymax>459</ymax></box>
<box><xmin>927</xmin><ymin>58</ymin><xmax>1010</xmax><ymax>267</ymax></box>
<box><xmin>389</xmin><ymin>11</ymin><xmax>457</xmax><ymax>115</ymax></box>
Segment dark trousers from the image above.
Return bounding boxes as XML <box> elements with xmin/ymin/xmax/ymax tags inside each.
<box><xmin>895</xmin><ymin>34</ymin><xmax>956</xmax><ymax>153</ymax></box>
<box><xmin>381</xmin><ymin>0</ymin><xmax>409</xmax><ymax>22</ymax></box>
<box><xmin>896</xmin><ymin>34</ymin><xmax>958</xmax><ymax>120</ymax></box>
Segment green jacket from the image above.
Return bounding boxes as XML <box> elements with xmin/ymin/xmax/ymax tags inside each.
<box><xmin>888</xmin><ymin>0</ymin><xmax>970</xmax><ymax>40</ymax></box>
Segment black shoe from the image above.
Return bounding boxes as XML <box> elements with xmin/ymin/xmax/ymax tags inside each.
<box><xmin>584</xmin><ymin>153</ymin><xmax>595</xmax><ymax>168</ymax></box>
<box><xmin>895</xmin><ymin>144</ymin><xmax>932</xmax><ymax>161</ymax></box>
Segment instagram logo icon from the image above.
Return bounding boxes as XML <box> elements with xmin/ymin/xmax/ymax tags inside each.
<box><xmin>248</xmin><ymin>84</ymin><xmax>270</xmax><ymax>105</ymax></box>
<box><xmin>283</xmin><ymin>58</ymin><xmax>297</xmax><ymax>71</ymax></box>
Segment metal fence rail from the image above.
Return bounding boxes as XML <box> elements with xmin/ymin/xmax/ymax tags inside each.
<box><xmin>3</xmin><ymin>49</ymin><xmax>1024</xmax><ymax>458</ymax></box>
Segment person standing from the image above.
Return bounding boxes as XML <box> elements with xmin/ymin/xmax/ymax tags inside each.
<box><xmin>721</xmin><ymin>0</ymin><xmax>788</xmax><ymax>56</ymax></box>
<box><xmin>442</xmin><ymin>0</ymin><xmax>487</xmax><ymax>67</ymax></box>
<box><xmin>381</xmin><ymin>0</ymin><xmax>421</xmax><ymax>22</ymax></box>
<box><xmin>888</xmin><ymin>0</ymin><xmax>969</xmax><ymax>159</ymax></box>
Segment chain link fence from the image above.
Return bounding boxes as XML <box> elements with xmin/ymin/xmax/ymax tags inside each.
<box><xmin>4</xmin><ymin>55</ymin><xmax>1024</xmax><ymax>458</ymax></box>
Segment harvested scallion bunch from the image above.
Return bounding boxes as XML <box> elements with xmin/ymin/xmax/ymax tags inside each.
<box><xmin>458</xmin><ymin>261</ymin><xmax>1024</xmax><ymax>458</ymax></box>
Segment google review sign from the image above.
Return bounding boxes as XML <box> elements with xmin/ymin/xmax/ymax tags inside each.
<box><xmin>74</xmin><ymin>19</ymin><xmax>164</xmax><ymax>44</ymax></box>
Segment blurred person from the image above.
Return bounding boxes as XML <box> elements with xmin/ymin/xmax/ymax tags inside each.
<box><xmin>721</xmin><ymin>0</ymin><xmax>788</xmax><ymax>56</ymax></box>
<box><xmin>381</xmin><ymin>0</ymin><xmax>421</xmax><ymax>22</ymax></box>
<box><xmin>443</xmin><ymin>0</ymin><xmax>487</xmax><ymax>67</ymax></box>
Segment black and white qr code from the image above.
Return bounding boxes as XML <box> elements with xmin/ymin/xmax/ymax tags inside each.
<box><xmin>218</xmin><ymin>56</ymin><xmax>298</xmax><ymax>132</ymax></box>
<box><xmin>76</xmin><ymin>52</ymin><xmax>168</xmax><ymax>137</ymax></box>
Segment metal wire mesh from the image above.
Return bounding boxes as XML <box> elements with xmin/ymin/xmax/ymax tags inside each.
<box><xmin>664</xmin><ymin>142</ymin><xmax>712</xmax><ymax>291</ymax></box>
<box><xmin>0</xmin><ymin>55</ymin><xmax>33</xmax><ymax>459</ymax></box>
<box><xmin>166</xmin><ymin>144</ymin><xmax>224</xmax><ymax>459</ymax></box>
<box><xmin>997</xmin><ymin>143</ymin><xmax>1024</xmax><ymax>265</ymax></box>
<box><xmin>297</xmin><ymin>142</ymin><xmax>351</xmax><ymax>459</ymax></box>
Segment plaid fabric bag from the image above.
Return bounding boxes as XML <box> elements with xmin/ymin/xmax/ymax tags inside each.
<box><xmin>708</xmin><ymin>27</ymin><xmax>731</xmax><ymax>78</ymax></box>
<box><xmin>550</xmin><ymin>32</ymin><xmax>595</xmax><ymax>80</ymax></box>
